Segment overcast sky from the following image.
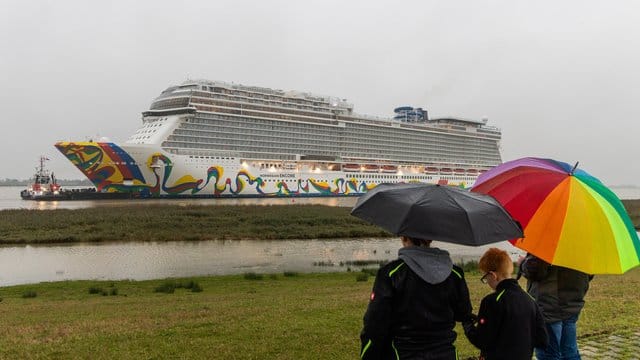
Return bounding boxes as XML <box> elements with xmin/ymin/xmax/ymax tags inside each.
<box><xmin>2</xmin><ymin>0</ymin><xmax>639</xmax><ymax>186</ymax></box>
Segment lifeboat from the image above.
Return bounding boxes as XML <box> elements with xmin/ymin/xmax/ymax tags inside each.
<box><xmin>478</xmin><ymin>169</ymin><xmax>488</xmax><ymax>174</ymax></box>
<box><xmin>466</xmin><ymin>169</ymin><xmax>478</xmax><ymax>174</ymax></box>
<box><xmin>363</xmin><ymin>164</ymin><xmax>379</xmax><ymax>172</ymax></box>
<box><xmin>424</xmin><ymin>166</ymin><xmax>439</xmax><ymax>174</ymax></box>
<box><xmin>440</xmin><ymin>168</ymin><xmax>453</xmax><ymax>173</ymax></box>
<box><xmin>342</xmin><ymin>164</ymin><xmax>360</xmax><ymax>172</ymax></box>
<box><xmin>381</xmin><ymin>165</ymin><xmax>398</xmax><ymax>173</ymax></box>
<box><xmin>454</xmin><ymin>168</ymin><xmax>465</xmax><ymax>174</ymax></box>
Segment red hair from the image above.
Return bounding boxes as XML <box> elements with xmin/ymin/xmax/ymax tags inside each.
<box><xmin>478</xmin><ymin>248</ymin><xmax>513</xmax><ymax>277</ymax></box>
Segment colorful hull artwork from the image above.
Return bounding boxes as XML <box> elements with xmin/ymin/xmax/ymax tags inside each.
<box><xmin>55</xmin><ymin>142</ymin><xmax>469</xmax><ymax>197</ymax></box>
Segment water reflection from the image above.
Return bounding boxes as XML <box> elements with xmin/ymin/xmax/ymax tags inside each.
<box><xmin>0</xmin><ymin>238</ymin><xmax>526</xmax><ymax>286</ymax></box>
<box><xmin>0</xmin><ymin>186</ymin><xmax>359</xmax><ymax>210</ymax></box>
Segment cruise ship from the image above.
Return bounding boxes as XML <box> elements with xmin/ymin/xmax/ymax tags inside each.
<box><xmin>55</xmin><ymin>80</ymin><xmax>503</xmax><ymax>197</ymax></box>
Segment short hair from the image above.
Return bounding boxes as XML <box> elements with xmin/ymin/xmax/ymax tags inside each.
<box><xmin>478</xmin><ymin>248</ymin><xmax>514</xmax><ymax>277</ymax></box>
<box><xmin>407</xmin><ymin>237</ymin><xmax>433</xmax><ymax>247</ymax></box>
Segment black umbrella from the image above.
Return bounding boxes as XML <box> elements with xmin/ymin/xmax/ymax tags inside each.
<box><xmin>351</xmin><ymin>183</ymin><xmax>523</xmax><ymax>246</ymax></box>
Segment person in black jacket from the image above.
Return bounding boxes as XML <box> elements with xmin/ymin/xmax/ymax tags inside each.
<box><xmin>463</xmin><ymin>248</ymin><xmax>547</xmax><ymax>360</ymax></box>
<box><xmin>360</xmin><ymin>236</ymin><xmax>473</xmax><ymax>360</ymax></box>
<box><xmin>519</xmin><ymin>254</ymin><xmax>592</xmax><ymax>360</ymax></box>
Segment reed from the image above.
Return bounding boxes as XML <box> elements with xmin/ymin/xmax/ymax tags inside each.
<box><xmin>21</xmin><ymin>290</ymin><xmax>37</xmax><ymax>298</ymax></box>
<box><xmin>243</xmin><ymin>272</ymin><xmax>264</xmax><ymax>280</ymax></box>
<box><xmin>152</xmin><ymin>279</ymin><xmax>203</xmax><ymax>293</ymax></box>
<box><xmin>154</xmin><ymin>281</ymin><xmax>176</xmax><ymax>294</ymax></box>
<box><xmin>0</xmin><ymin>204</ymin><xmax>390</xmax><ymax>244</ymax></box>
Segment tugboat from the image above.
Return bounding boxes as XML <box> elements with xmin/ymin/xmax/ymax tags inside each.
<box><xmin>20</xmin><ymin>155</ymin><xmax>140</xmax><ymax>201</ymax></box>
<box><xmin>20</xmin><ymin>156</ymin><xmax>63</xmax><ymax>200</ymax></box>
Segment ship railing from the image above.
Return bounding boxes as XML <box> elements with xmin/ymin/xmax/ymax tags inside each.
<box><xmin>346</xmin><ymin>115</ymin><xmax>502</xmax><ymax>139</ymax></box>
<box><xmin>477</xmin><ymin>126</ymin><xmax>501</xmax><ymax>133</ymax></box>
<box><xmin>351</xmin><ymin>113</ymin><xmax>392</xmax><ymax>122</ymax></box>
<box><xmin>170</xmin><ymin>148</ymin><xmax>241</xmax><ymax>158</ymax></box>
<box><xmin>191</xmin><ymin>92</ymin><xmax>338</xmax><ymax>115</ymax></box>
<box><xmin>185</xmin><ymin>79</ymin><xmax>354</xmax><ymax>109</ymax></box>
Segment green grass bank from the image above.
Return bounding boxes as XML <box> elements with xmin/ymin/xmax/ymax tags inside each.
<box><xmin>0</xmin><ymin>268</ymin><xmax>638</xmax><ymax>359</ymax></box>
<box><xmin>2</xmin><ymin>200</ymin><xmax>637</xmax><ymax>245</ymax></box>
<box><xmin>0</xmin><ymin>204</ymin><xmax>390</xmax><ymax>244</ymax></box>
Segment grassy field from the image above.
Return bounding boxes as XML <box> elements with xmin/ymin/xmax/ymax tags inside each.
<box><xmin>0</xmin><ymin>205</ymin><xmax>389</xmax><ymax>244</ymax></box>
<box><xmin>2</xmin><ymin>203</ymin><xmax>638</xmax><ymax>358</ymax></box>
<box><xmin>0</xmin><ymin>268</ymin><xmax>638</xmax><ymax>359</ymax></box>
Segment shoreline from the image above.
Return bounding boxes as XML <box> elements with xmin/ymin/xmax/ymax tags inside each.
<box><xmin>0</xmin><ymin>205</ymin><xmax>388</xmax><ymax>245</ymax></box>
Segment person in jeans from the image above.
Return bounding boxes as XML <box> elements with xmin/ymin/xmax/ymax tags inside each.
<box><xmin>519</xmin><ymin>254</ymin><xmax>592</xmax><ymax>360</ymax></box>
<box><xmin>360</xmin><ymin>236</ymin><xmax>473</xmax><ymax>360</ymax></box>
<box><xmin>463</xmin><ymin>248</ymin><xmax>547</xmax><ymax>360</ymax></box>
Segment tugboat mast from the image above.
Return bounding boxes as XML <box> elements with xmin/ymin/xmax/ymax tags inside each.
<box><xmin>34</xmin><ymin>156</ymin><xmax>51</xmax><ymax>185</ymax></box>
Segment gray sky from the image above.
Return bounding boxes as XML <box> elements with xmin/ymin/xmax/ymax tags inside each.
<box><xmin>2</xmin><ymin>0</ymin><xmax>639</xmax><ymax>186</ymax></box>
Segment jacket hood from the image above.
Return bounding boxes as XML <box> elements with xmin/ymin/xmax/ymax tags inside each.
<box><xmin>398</xmin><ymin>246</ymin><xmax>453</xmax><ymax>284</ymax></box>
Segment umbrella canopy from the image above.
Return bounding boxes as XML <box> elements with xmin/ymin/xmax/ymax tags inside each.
<box><xmin>351</xmin><ymin>183</ymin><xmax>523</xmax><ymax>246</ymax></box>
<box><xmin>472</xmin><ymin>157</ymin><xmax>640</xmax><ymax>274</ymax></box>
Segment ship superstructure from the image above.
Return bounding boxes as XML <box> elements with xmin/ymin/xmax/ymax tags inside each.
<box><xmin>56</xmin><ymin>80</ymin><xmax>503</xmax><ymax>197</ymax></box>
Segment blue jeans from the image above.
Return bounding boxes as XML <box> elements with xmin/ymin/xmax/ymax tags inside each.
<box><xmin>535</xmin><ymin>314</ymin><xmax>581</xmax><ymax>360</ymax></box>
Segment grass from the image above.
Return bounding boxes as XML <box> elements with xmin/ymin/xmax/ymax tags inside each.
<box><xmin>0</xmin><ymin>205</ymin><xmax>390</xmax><ymax>244</ymax></box>
<box><xmin>0</xmin><ymin>268</ymin><xmax>637</xmax><ymax>359</ymax></box>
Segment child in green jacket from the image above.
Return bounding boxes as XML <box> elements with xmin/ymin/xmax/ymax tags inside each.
<box><xmin>463</xmin><ymin>248</ymin><xmax>547</xmax><ymax>360</ymax></box>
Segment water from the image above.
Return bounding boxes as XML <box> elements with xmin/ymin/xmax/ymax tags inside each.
<box><xmin>0</xmin><ymin>186</ymin><xmax>358</xmax><ymax>210</ymax></box>
<box><xmin>0</xmin><ymin>239</ymin><xmax>522</xmax><ymax>286</ymax></box>
<box><xmin>608</xmin><ymin>186</ymin><xmax>640</xmax><ymax>200</ymax></box>
<box><xmin>2</xmin><ymin>186</ymin><xmax>639</xmax><ymax>211</ymax></box>
<box><xmin>0</xmin><ymin>185</ymin><xmax>638</xmax><ymax>286</ymax></box>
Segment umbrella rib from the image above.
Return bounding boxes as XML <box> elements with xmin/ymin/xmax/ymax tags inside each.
<box><xmin>441</xmin><ymin>188</ymin><xmax>475</xmax><ymax>243</ymax></box>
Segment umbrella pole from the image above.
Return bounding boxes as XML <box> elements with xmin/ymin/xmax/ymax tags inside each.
<box><xmin>570</xmin><ymin>161</ymin><xmax>579</xmax><ymax>175</ymax></box>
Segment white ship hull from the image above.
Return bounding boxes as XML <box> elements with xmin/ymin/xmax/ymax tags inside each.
<box><xmin>55</xmin><ymin>142</ymin><xmax>477</xmax><ymax>197</ymax></box>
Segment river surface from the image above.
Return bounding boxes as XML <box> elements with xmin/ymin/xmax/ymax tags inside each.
<box><xmin>0</xmin><ymin>239</ymin><xmax>526</xmax><ymax>286</ymax></box>
<box><xmin>1</xmin><ymin>185</ymin><xmax>638</xmax><ymax>286</ymax></box>
<box><xmin>0</xmin><ymin>186</ymin><xmax>358</xmax><ymax>210</ymax></box>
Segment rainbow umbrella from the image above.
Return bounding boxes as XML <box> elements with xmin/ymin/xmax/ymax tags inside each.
<box><xmin>471</xmin><ymin>157</ymin><xmax>640</xmax><ymax>274</ymax></box>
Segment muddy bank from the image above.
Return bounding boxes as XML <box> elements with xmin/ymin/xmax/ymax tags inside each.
<box><xmin>622</xmin><ymin>199</ymin><xmax>640</xmax><ymax>229</ymax></box>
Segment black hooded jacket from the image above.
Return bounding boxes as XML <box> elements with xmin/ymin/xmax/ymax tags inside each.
<box><xmin>463</xmin><ymin>279</ymin><xmax>548</xmax><ymax>360</ymax></box>
<box><xmin>360</xmin><ymin>246</ymin><xmax>473</xmax><ymax>360</ymax></box>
